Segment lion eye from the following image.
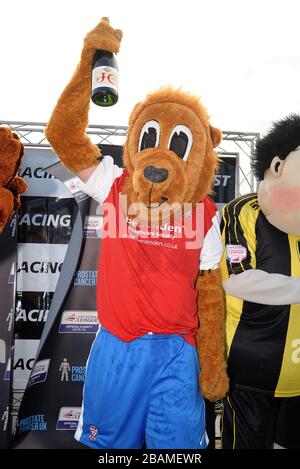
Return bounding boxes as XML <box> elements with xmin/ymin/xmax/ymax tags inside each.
<box><xmin>138</xmin><ymin>120</ymin><xmax>160</xmax><ymax>152</ymax></box>
<box><xmin>168</xmin><ymin>125</ymin><xmax>193</xmax><ymax>161</ymax></box>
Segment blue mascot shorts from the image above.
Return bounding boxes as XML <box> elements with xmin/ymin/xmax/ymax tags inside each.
<box><xmin>75</xmin><ymin>326</ymin><xmax>207</xmax><ymax>449</ymax></box>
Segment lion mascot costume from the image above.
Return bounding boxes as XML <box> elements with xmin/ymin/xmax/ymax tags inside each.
<box><xmin>45</xmin><ymin>18</ymin><xmax>228</xmax><ymax>449</ymax></box>
<box><xmin>221</xmin><ymin>114</ymin><xmax>300</xmax><ymax>449</ymax></box>
<box><xmin>0</xmin><ymin>127</ymin><xmax>27</xmax><ymax>234</ymax></box>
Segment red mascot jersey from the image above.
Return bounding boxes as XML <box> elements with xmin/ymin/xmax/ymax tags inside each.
<box><xmin>83</xmin><ymin>156</ymin><xmax>223</xmax><ymax>346</ymax></box>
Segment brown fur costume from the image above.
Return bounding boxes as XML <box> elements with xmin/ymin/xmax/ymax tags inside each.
<box><xmin>45</xmin><ymin>18</ymin><xmax>228</xmax><ymax>400</ymax></box>
<box><xmin>0</xmin><ymin>127</ymin><xmax>27</xmax><ymax>233</ymax></box>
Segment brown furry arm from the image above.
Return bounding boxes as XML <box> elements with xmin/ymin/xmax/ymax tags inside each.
<box><xmin>0</xmin><ymin>187</ymin><xmax>14</xmax><ymax>233</ymax></box>
<box><xmin>195</xmin><ymin>268</ymin><xmax>229</xmax><ymax>401</ymax></box>
<box><xmin>9</xmin><ymin>176</ymin><xmax>28</xmax><ymax>209</ymax></box>
<box><xmin>9</xmin><ymin>176</ymin><xmax>27</xmax><ymax>195</ymax></box>
<box><xmin>45</xmin><ymin>18</ymin><xmax>122</xmax><ymax>173</ymax></box>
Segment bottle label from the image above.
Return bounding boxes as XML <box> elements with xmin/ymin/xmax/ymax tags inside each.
<box><xmin>92</xmin><ymin>66</ymin><xmax>118</xmax><ymax>92</ymax></box>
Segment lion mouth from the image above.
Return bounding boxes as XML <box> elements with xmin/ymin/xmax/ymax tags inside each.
<box><xmin>145</xmin><ymin>185</ymin><xmax>168</xmax><ymax>208</ymax></box>
<box><xmin>145</xmin><ymin>197</ymin><xmax>168</xmax><ymax>209</ymax></box>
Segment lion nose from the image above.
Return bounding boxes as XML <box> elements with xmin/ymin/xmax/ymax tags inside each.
<box><xmin>143</xmin><ymin>166</ymin><xmax>169</xmax><ymax>183</ymax></box>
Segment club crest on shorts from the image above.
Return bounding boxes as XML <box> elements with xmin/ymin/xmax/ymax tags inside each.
<box><xmin>89</xmin><ymin>424</ymin><xmax>98</xmax><ymax>441</ymax></box>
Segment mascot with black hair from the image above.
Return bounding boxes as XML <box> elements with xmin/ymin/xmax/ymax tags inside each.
<box><xmin>221</xmin><ymin>114</ymin><xmax>300</xmax><ymax>449</ymax></box>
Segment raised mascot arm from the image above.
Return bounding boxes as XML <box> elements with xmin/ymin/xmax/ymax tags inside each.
<box><xmin>45</xmin><ymin>18</ymin><xmax>122</xmax><ymax>178</ymax></box>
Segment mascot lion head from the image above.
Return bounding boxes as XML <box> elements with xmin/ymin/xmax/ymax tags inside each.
<box><xmin>122</xmin><ymin>88</ymin><xmax>221</xmax><ymax>220</ymax></box>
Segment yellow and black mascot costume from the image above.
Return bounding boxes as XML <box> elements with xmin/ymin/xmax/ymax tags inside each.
<box><xmin>46</xmin><ymin>18</ymin><xmax>228</xmax><ymax>449</ymax></box>
<box><xmin>221</xmin><ymin>114</ymin><xmax>300</xmax><ymax>449</ymax></box>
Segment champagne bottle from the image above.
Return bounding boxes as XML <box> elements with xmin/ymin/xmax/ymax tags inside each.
<box><xmin>91</xmin><ymin>50</ymin><xmax>119</xmax><ymax>106</ymax></box>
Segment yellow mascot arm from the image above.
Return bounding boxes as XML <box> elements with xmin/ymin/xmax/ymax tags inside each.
<box><xmin>195</xmin><ymin>268</ymin><xmax>229</xmax><ymax>401</ymax></box>
<box><xmin>45</xmin><ymin>18</ymin><xmax>122</xmax><ymax>174</ymax></box>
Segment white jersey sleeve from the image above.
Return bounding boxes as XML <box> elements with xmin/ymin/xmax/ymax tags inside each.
<box><xmin>223</xmin><ymin>269</ymin><xmax>300</xmax><ymax>305</ymax></box>
<box><xmin>200</xmin><ymin>211</ymin><xmax>223</xmax><ymax>270</ymax></box>
<box><xmin>81</xmin><ymin>155</ymin><xmax>124</xmax><ymax>205</ymax></box>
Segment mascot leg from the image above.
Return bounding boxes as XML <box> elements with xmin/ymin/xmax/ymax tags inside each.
<box><xmin>221</xmin><ymin>386</ymin><xmax>277</xmax><ymax>449</ymax></box>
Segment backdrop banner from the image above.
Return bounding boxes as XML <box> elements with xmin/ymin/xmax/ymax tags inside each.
<box><xmin>10</xmin><ymin>145</ymin><xmax>237</xmax><ymax>448</ymax></box>
<box><xmin>9</xmin><ymin>148</ymin><xmax>77</xmax><ymax>448</ymax></box>
<box><xmin>0</xmin><ymin>216</ymin><xmax>17</xmax><ymax>448</ymax></box>
<box><xmin>211</xmin><ymin>153</ymin><xmax>239</xmax><ymax>205</ymax></box>
<box><xmin>10</xmin><ymin>145</ymin><xmax>117</xmax><ymax>449</ymax></box>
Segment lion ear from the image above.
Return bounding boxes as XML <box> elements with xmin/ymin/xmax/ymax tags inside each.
<box><xmin>128</xmin><ymin>102</ymin><xmax>143</xmax><ymax>126</ymax></box>
<box><xmin>210</xmin><ymin>126</ymin><xmax>222</xmax><ymax>148</ymax></box>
